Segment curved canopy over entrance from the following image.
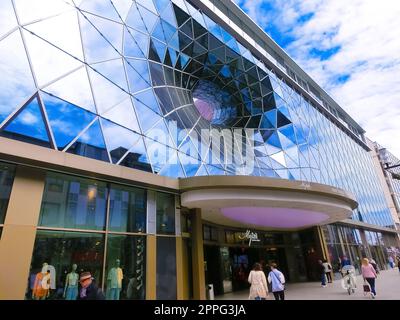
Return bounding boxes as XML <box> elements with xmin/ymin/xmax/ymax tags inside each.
<box><xmin>180</xmin><ymin>176</ymin><xmax>358</xmax><ymax>231</ymax></box>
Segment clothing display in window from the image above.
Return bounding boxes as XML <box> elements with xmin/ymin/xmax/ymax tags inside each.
<box><xmin>64</xmin><ymin>264</ymin><xmax>79</xmax><ymax>300</ymax></box>
<box><xmin>32</xmin><ymin>263</ymin><xmax>51</xmax><ymax>300</ymax></box>
<box><xmin>107</xmin><ymin>259</ymin><xmax>123</xmax><ymax>300</ymax></box>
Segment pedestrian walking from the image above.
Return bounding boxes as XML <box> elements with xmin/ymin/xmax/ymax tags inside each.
<box><xmin>267</xmin><ymin>263</ymin><xmax>285</xmax><ymax>300</ymax></box>
<box><xmin>397</xmin><ymin>256</ymin><xmax>400</xmax><ymax>273</ymax></box>
<box><xmin>78</xmin><ymin>272</ymin><xmax>105</xmax><ymax>300</ymax></box>
<box><xmin>318</xmin><ymin>260</ymin><xmax>326</xmax><ymax>287</ymax></box>
<box><xmin>322</xmin><ymin>259</ymin><xmax>333</xmax><ymax>283</ymax></box>
<box><xmin>361</xmin><ymin>258</ymin><xmax>377</xmax><ymax>298</ymax></box>
<box><xmin>388</xmin><ymin>256</ymin><xmax>394</xmax><ymax>269</ymax></box>
<box><xmin>248</xmin><ymin>263</ymin><xmax>269</xmax><ymax>300</ymax></box>
<box><xmin>369</xmin><ymin>258</ymin><xmax>379</xmax><ymax>274</ymax></box>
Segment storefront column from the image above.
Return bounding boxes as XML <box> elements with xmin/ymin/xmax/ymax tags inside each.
<box><xmin>146</xmin><ymin>235</ymin><xmax>157</xmax><ymax>300</ymax></box>
<box><xmin>176</xmin><ymin>237</ymin><xmax>184</xmax><ymax>299</ymax></box>
<box><xmin>191</xmin><ymin>208</ymin><xmax>206</xmax><ymax>300</ymax></box>
<box><xmin>316</xmin><ymin>226</ymin><xmax>329</xmax><ymax>261</ymax></box>
<box><xmin>0</xmin><ymin>166</ymin><xmax>45</xmax><ymax>299</ymax></box>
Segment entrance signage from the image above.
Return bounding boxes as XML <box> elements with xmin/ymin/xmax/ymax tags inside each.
<box><xmin>238</xmin><ymin>229</ymin><xmax>260</xmax><ymax>246</ymax></box>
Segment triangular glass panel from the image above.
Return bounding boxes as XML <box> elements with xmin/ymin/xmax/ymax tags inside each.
<box><xmin>134</xmin><ymin>89</ymin><xmax>161</xmax><ymax>115</ymax></box>
<box><xmin>178</xmin><ymin>152</ymin><xmax>200</xmax><ymax>177</ymax></box>
<box><xmin>111</xmin><ymin>0</ymin><xmax>132</xmax><ymax>21</ymax></box>
<box><xmin>87</xmin><ymin>68</ymin><xmax>127</xmax><ymax>115</ymax></box>
<box><xmin>22</xmin><ymin>30</ymin><xmax>83</xmax><ymax>87</ymax></box>
<box><xmin>43</xmin><ymin>67</ymin><xmax>96</xmax><ymax>113</ymax></box>
<box><xmin>151</xmin><ymin>38</ymin><xmax>167</xmax><ymax>62</ymax></box>
<box><xmin>24</xmin><ymin>11</ymin><xmax>84</xmax><ymax>61</ymax></box>
<box><xmin>180</xmin><ymin>53</ymin><xmax>190</xmax><ymax>69</ymax></box>
<box><xmin>168</xmin><ymin>31</ymin><xmax>180</xmax><ymax>51</ymax></box>
<box><xmin>159</xmin><ymin>3</ymin><xmax>177</xmax><ymax>27</ymax></box>
<box><xmin>161</xmin><ymin>20</ymin><xmax>177</xmax><ymax>43</ymax></box>
<box><xmin>41</xmin><ymin>92</ymin><xmax>95</xmax><ymax>150</ymax></box>
<box><xmin>79</xmin><ymin>0</ymin><xmax>121</xmax><ymax>22</ymax></box>
<box><xmin>138</xmin><ymin>4</ymin><xmax>159</xmax><ymax>34</ymax></box>
<box><xmin>2</xmin><ymin>96</ymin><xmax>50</xmax><ymax>147</ymax></box>
<box><xmin>277</xmin><ymin>110</ymin><xmax>291</xmax><ymax>128</ymax></box>
<box><xmin>0</xmin><ymin>1</ymin><xmax>18</xmax><ymax>39</ymax></box>
<box><xmin>246</xmin><ymin>115</ymin><xmax>261</xmax><ymax>128</ymax></box>
<box><xmin>278</xmin><ymin>124</ymin><xmax>296</xmax><ymax>145</ymax></box>
<box><xmin>100</xmin><ymin>118</ymin><xmax>142</xmax><ymax>163</ymax></box>
<box><xmin>206</xmin><ymin>165</ymin><xmax>226</xmax><ymax>175</ymax></box>
<box><xmin>179</xmin><ymin>135</ymin><xmax>201</xmax><ymax>160</ymax></box>
<box><xmin>158</xmin><ymin>157</ymin><xmax>186</xmax><ymax>178</ymax></box>
<box><xmin>134</xmin><ymin>100</ymin><xmax>164</xmax><ymax>134</ymax></box>
<box><xmin>152</xmin><ymin>19</ymin><xmax>167</xmax><ymax>43</ymax></box>
<box><xmin>172</xmin><ymin>3</ymin><xmax>190</xmax><ymax>26</ymax></box>
<box><xmin>153</xmin><ymin>0</ymin><xmax>169</xmax><ymax>14</ymax></box>
<box><xmin>126</xmin><ymin>3</ymin><xmax>148</xmax><ymax>33</ymax></box>
<box><xmin>144</xmin><ymin>138</ymin><xmax>168</xmax><ymax>173</ymax></box>
<box><xmin>90</xmin><ymin>13</ymin><xmax>123</xmax><ymax>48</ymax></box>
<box><xmin>118</xmin><ymin>135</ymin><xmax>152</xmax><ymax>172</ymax></box>
<box><xmin>264</xmin><ymin>110</ymin><xmax>277</xmax><ymax>128</ymax></box>
<box><xmin>180</xmin><ymin>19</ymin><xmax>193</xmax><ymax>39</ymax></box>
<box><xmin>265</xmin><ymin>130</ymin><xmax>282</xmax><ymax>149</ymax></box>
<box><xmin>124</xmin><ymin>27</ymin><xmax>146</xmax><ymax>58</ymax></box>
<box><xmin>136</xmin><ymin>0</ymin><xmax>158</xmax><ymax>15</ymax></box>
<box><xmin>66</xmin><ymin>118</ymin><xmax>109</xmax><ymax>162</ymax></box>
<box><xmin>102</xmin><ymin>97</ymin><xmax>141</xmax><ymax>133</ymax></box>
<box><xmin>14</xmin><ymin>0</ymin><xmax>71</xmax><ymax>25</ymax></box>
<box><xmin>0</xmin><ymin>31</ymin><xmax>36</xmax><ymax>124</ymax></box>
<box><xmin>125</xmin><ymin>63</ymin><xmax>150</xmax><ymax>93</ymax></box>
<box><xmin>194</xmin><ymin>164</ymin><xmax>208</xmax><ymax>176</ymax></box>
<box><xmin>168</xmin><ymin>48</ymin><xmax>178</xmax><ymax>67</ymax></box>
<box><xmin>91</xmin><ymin>59</ymin><xmax>128</xmax><ymax>91</ymax></box>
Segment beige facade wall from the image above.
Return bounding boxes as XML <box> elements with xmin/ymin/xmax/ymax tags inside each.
<box><xmin>0</xmin><ymin>166</ymin><xmax>45</xmax><ymax>299</ymax></box>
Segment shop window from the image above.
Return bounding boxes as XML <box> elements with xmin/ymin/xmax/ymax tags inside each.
<box><xmin>156</xmin><ymin>237</ymin><xmax>176</xmax><ymax>299</ymax></box>
<box><xmin>105</xmin><ymin>235</ymin><xmax>145</xmax><ymax>300</ymax></box>
<box><xmin>27</xmin><ymin>230</ymin><xmax>104</xmax><ymax>300</ymax></box>
<box><xmin>0</xmin><ymin>162</ymin><xmax>16</xmax><ymax>224</ymax></box>
<box><xmin>203</xmin><ymin>225</ymin><xmax>218</xmax><ymax>241</ymax></box>
<box><xmin>108</xmin><ymin>185</ymin><xmax>146</xmax><ymax>233</ymax></box>
<box><xmin>156</xmin><ymin>192</ymin><xmax>175</xmax><ymax>235</ymax></box>
<box><xmin>39</xmin><ymin>173</ymin><xmax>107</xmax><ymax>230</ymax></box>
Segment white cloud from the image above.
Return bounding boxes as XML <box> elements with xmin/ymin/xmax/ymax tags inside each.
<box><xmin>237</xmin><ymin>0</ymin><xmax>400</xmax><ymax>158</ymax></box>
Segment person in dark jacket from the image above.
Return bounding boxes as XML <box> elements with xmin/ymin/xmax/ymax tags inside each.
<box><xmin>78</xmin><ymin>272</ymin><xmax>105</xmax><ymax>300</ymax></box>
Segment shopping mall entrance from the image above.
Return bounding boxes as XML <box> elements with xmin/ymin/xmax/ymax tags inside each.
<box><xmin>202</xmin><ymin>224</ymin><xmax>325</xmax><ymax>296</ymax></box>
<box><xmin>206</xmin><ymin>245</ymin><xmax>289</xmax><ymax>295</ymax></box>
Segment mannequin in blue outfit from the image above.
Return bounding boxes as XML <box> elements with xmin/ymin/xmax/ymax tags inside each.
<box><xmin>107</xmin><ymin>259</ymin><xmax>123</xmax><ymax>300</ymax></box>
<box><xmin>63</xmin><ymin>264</ymin><xmax>79</xmax><ymax>300</ymax></box>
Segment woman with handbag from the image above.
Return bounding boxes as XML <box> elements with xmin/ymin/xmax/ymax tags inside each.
<box><xmin>267</xmin><ymin>263</ymin><xmax>286</xmax><ymax>300</ymax></box>
<box><xmin>322</xmin><ymin>259</ymin><xmax>333</xmax><ymax>283</ymax></box>
<box><xmin>361</xmin><ymin>258</ymin><xmax>377</xmax><ymax>298</ymax></box>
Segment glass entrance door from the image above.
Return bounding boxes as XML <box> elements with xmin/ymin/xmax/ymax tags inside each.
<box><xmin>220</xmin><ymin>247</ymin><xmax>232</xmax><ymax>293</ymax></box>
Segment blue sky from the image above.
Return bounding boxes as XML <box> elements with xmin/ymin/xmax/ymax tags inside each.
<box><xmin>235</xmin><ymin>0</ymin><xmax>400</xmax><ymax>159</ymax></box>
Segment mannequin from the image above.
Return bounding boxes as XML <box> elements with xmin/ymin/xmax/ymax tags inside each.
<box><xmin>107</xmin><ymin>259</ymin><xmax>123</xmax><ymax>300</ymax></box>
<box><xmin>32</xmin><ymin>263</ymin><xmax>51</xmax><ymax>300</ymax></box>
<box><xmin>63</xmin><ymin>264</ymin><xmax>79</xmax><ymax>300</ymax></box>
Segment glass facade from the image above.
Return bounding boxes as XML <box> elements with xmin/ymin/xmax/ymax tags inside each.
<box><xmin>28</xmin><ymin>172</ymin><xmax>147</xmax><ymax>300</ymax></box>
<box><xmin>0</xmin><ymin>0</ymin><xmax>394</xmax><ymax>228</ymax></box>
<box><xmin>0</xmin><ymin>162</ymin><xmax>15</xmax><ymax>224</ymax></box>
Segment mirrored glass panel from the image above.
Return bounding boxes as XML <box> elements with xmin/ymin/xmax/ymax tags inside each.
<box><xmin>39</xmin><ymin>173</ymin><xmax>107</xmax><ymax>230</ymax></box>
<box><xmin>105</xmin><ymin>234</ymin><xmax>146</xmax><ymax>300</ymax></box>
<box><xmin>108</xmin><ymin>184</ymin><xmax>146</xmax><ymax>233</ymax></box>
<box><xmin>156</xmin><ymin>192</ymin><xmax>175</xmax><ymax>235</ymax></box>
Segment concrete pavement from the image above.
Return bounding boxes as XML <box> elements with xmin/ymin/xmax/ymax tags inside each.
<box><xmin>216</xmin><ymin>268</ymin><xmax>400</xmax><ymax>300</ymax></box>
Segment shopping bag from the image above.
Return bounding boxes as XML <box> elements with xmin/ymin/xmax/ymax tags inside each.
<box><xmin>363</xmin><ymin>284</ymin><xmax>370</xmax><ymax>293</ymax></box>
